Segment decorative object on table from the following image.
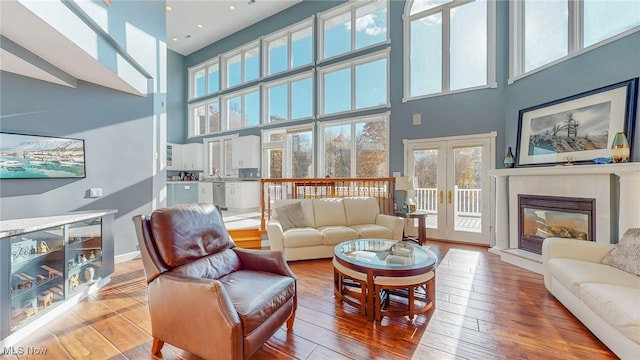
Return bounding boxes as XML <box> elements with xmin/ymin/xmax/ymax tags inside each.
<box><xmin>89</xmin><ymin>250</ymin><xmax>96</xmax><ymax>259</ymax></box>
<box><xmin>516</xmin><ymin>78</ymin><xmax>638</xmax><ymax>167</ymax></box>
<box><xmin>611</xmin><ymin>131</ymin><xmax>630</xmax><ymax>163</ymax></box>
<box><xmin>38</xmin><ymin>241</ymin><xmax>50</xmax><ymax>254</ymax></box>
<box><xmin>80</xmin><ymin>254</ymin><xmax>87</xmax><ymax>263</ymax></box>
<box><xmin>503</xmin><ymin>147</ymin><xmax>515</xmax><ymax>168</ymax></box>
<box><xmin>395</xmin><ymin>176</ymin><xmax>416</xmax><ymax>213</ymax></box>
<box><xmin>0</xmin><ymin>132</ymin><xmax>86</xmax><ymax>179</ymax></box>
<box><xmin>593</xmin><ymin>157</ymin><xmax>613</xmax><ymax>164</ymax></box>
<box><xmin>84</xmin><ymin>266</ymin><xmax>95</xmax><ymax>282</ymax></box>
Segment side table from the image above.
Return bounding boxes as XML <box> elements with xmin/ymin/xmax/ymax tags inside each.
<box><xmin>394</xmin><ymin>210</ymin><xmax>428</xmax><ymax>246</ymax></box>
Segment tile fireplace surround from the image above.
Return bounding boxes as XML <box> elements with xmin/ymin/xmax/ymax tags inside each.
<box><xmin>488</xmin><ymin>162</ymin><xmax>640</xmax><ymax>274</ymax></box>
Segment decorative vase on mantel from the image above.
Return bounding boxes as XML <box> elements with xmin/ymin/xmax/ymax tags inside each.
<box><xmin>504</xmin><ymin>147</ymin><xmax>515</xmax><ymax>168</ymax></box>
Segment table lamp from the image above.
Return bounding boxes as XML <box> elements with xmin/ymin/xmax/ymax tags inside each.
<box><xmin>395</xmin><ymin>176</ymin><xmax>416</xmax><ymax>213</ymax></box>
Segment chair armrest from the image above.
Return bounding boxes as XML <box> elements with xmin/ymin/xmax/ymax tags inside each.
<box><xmin>234</xmin><ymin>247</ymin><xmax>297</xmax><ymax>280</ymax></box>
<box><xmin>147</xmin><ymin>272</ymin><xmax>243</xmax><ymax>359</ymax></box>
<box><xmin>375</xmin><ymin>214</ymin><xmax>404</xmax><ymax>241</ymax></box>
<box><xmin>266</xmin><ymin>219</ymin><xmax>285</xmax><ymax>251</ymax></box>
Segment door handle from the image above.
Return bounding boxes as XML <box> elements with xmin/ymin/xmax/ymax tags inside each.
<box><xmin>439</xmin><ymin>191</ymin><xmax>443</xmax><ymax>204</ymax></box>
<box><xmin>448</xmin><ymin>190</ymin><xmax>452</xmax><ymax>204</ymax></box>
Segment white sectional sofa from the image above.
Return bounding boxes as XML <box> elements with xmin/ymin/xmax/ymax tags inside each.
<box><xmin>542</xmin><ymin>231</ymin><xmax>640</xmax><ymax>360</ymax></box>
<box><xmin>266</xmin><ymin>197</ymin><xmax>404</xmax><ymax>261</ymax></box>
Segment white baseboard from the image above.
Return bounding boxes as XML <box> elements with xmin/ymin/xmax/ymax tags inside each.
<box><xmin>115</xmin><ymin>251</ymin><xmax>140</xmax><ymax>264</ymax></box>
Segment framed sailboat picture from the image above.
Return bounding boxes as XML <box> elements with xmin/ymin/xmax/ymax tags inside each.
<box><xmin>0</xmin><ymin>132</ymin><xmax>86</xmax><ymax>179</ymax></box>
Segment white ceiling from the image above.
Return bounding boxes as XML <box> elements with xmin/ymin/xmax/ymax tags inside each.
<box><xmin>166</xmin><ymin>0</ymin><xmax>301</xmax><ymax>56</ymax></box>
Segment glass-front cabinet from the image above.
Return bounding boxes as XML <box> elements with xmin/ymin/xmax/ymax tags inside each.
<box><xmin>0</xmin><ymin>210</ymin><xmax>115</xmax><ymax>347</ymax></box>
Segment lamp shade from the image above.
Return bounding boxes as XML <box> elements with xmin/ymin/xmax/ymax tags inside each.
<box><xmin>611</xmin><ymin>132</ymin><xmax>630</xmax><ymax>163</ymax></box>
<box><xmin>395</xmin><ymin>176</ymin><xmax>416</xmax><ymax>191</ymax></box>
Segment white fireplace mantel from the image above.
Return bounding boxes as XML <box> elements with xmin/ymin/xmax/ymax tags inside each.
<box><xmin>488</xmin><ymin>162</ymin><xmax>640</xmax><ymax>273</ymax></box>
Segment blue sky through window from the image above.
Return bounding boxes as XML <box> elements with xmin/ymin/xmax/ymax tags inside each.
<box><xmin>324</xmin><ymin>68</ymin><xmax>351</xmax><ymax>114</ymax></box>
<box><xmin>356</xmin><ymin>58</ymin><xmax>386</xmax><ymax>108</ymax></box>
<box><xmin>269</xmin><ymin>84</ymin><xmax>288</xmax><ymax>121</ymax></box>
<box><xmin>245</xmin><ymin>91</ymin><xmax>260</xmax><ymax>126</ymax></box>
<box><xmin>292</xmin><ymin>78</ymin><xmax>312</xmax><ymax>119</ymax></box>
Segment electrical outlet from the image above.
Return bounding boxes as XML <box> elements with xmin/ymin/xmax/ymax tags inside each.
<box><xmin>89</xmin><ymin>188</ymin><xmax>103</xmax><ymax>198</ymax></box>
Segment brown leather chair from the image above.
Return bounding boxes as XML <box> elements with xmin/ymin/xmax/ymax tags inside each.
<box><xmin>132</xmin><ymin>203</ymin><xmax>296</xmax><ymax>360</ymax></box>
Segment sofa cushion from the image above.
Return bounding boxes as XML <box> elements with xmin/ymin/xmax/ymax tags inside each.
<box><xmin>580</xmin><ymin>283</ymin><xmax>640</xmax><ymax>344</ymax></box>
<box><xmin>317</xmin><ymin>226</ymin><xmax>359</xmax><ymax>245</ymax></box>
<box><xmin>313</xmin><ymin>198</ymin><xmax>347</xmax><ymax>227</ymax></box>
<box><xmin>274</xmin><ymin>199</ymin><xmax>315</xmax><ymax>228</ymax></box>
<box><xmin>283</xmin><ymin>228</ymin><xmax>323</xmax><ymax>248</ymax></box>
<box><xmin>602</xmin><ymin>228</ymin><xmax>640</xmax><ymax>276</ymax></box>
<box><xmin>217</xmin><ymin>270</ymin><xmax>295</xmax><ymax>336</ymax></box>
<box><xmin>547</xmin><ymin>258</ymin><xmax>640</xmax><ymax>298</ymax></box>
<box><xmin>343</xmin><ymin>197</ymin><xmax>380</xmax><ymax>226</ymax></box>
<box><xmin>275</xmin><ymin>202</ymin><xmax>308</xmax><ymax>231</ymax></box>
<box><xmin>351</xmin><ymin>224</ymin><xmax>393</xmax><ymax>239</ymax></box>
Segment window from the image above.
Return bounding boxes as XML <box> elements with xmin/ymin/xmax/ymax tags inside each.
<box><xmin>319</xmin><ymin>114</ymin><xmax>388</xmax><ymax>178</ymax></box>
<box><xmin>204</xmin><ymin>135</ymin><xmax>237</xmax><ymax>178</ymax></box>
<box><xmin>262</xmin><ymin>126</ymin><xmax>314</xmax><ymax>178</ymax></box>
<box><xmin>189</xmin><ymin>99</ymin><xmax>220</xmax><ymax>137</ymax></box>
<box><xmin>222</xmin><ymin>87</ymin><xmax>260</xmax><ymax>131</ymax></box>
<box><xmin>264</xmin><ymin>72</ymin><xmax>314</xmax><ymax>123</ymax></box>
<box><xmin>264</xmin><ymin>20</ymin><xmax>313</xmax><ymax>76</ymax></box>
<box><xmin>404</xmin><ymin>0</ymin><xmax>496</xmax><ymax>100</ymax></box>
<box><xmin>222</xmin><ymin>42</ymin><xmax>260</xmax><ymax>89</ymax></box>
<box><xmin>189</xmin><ymin>59</ymin><xmax>220</xmax><ymax>99</ymax></box>
<box><xmin>319</xmin><ymin>0</ymin><xmax>388</xmax><ymax>60</ymax></box>
<box><xmin>510</xmin><ymin>0</ymin><xmax>640</xmax><ymax>82</ymax></box>
<box><xmin>319</xmin><ymin>51</ymin><xmax>388</xmax><ymax>115</ymax></box>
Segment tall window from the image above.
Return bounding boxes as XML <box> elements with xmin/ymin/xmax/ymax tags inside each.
<box><xmin>319</xmin><ymin>114</ymin><xmax>388</xmax><ymax>178</ymax></box>
<box><xmin>222</xmin><ymin>42</ymin><xmax>260</xmax><ymax>89</ymax></box>
<box><xmin>189</xmin><ymin>99</ymin><xmax>220</xmax><ymax>137</ymax></box>
<box><xmin>319</xmin><ymin>0</ymin><xmax>388</xmax><ymax>60</ymax></box>
<box><xmin>222</xmin><ymin>87</ymin><xmax>260</xmax><ymax>131</ymax></box>
<box><xmin>264</xmin><ymin>20</ymin><xmax>313</xmax><ymax>76</ymax></box>
<box><xmin>510</xmin><ymin>0</ymin><xmax>640</xmax><ymax>81</ymax></box>
<box><xmin>319</xmin><ymin>51</ymin><xmax>389</xmax><ymax>115</ymax></box>
<box><xmin>264</xmin><ymin>72</ymin><xmax>314</xmax><ymax>123</ymax></box>
<box><xmin>262</xmin><ymin>126</ymin><xmax>314</xmax><ymax>178</ymax></box>
<box><xmin>404</xmin><ymin>0</ymin><xmax>496</xmax><ymax>100</ymax></box>
<box><xmin>189</xmin><ymin>59</ymin><xmax>219</xmax><ymax>99</ymax></box>
<box><xmin>204</xmin><ymin>135</ymin><xmax>237</xmax><ymax>178</ymax></box>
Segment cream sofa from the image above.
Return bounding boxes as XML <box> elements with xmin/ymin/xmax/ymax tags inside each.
<box><xmin>542</xmin><ymin>235</ymin><xmax>640</xmax><ymax>359</ymax></box>
<box><xmin>267</xmin><ymin>197</ymin><xmax>404</xmax><ymax>261</ymax></box>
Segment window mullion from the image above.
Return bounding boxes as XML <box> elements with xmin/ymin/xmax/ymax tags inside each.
<box><xmin>351</xmin><ymin>64</ymin><xmax>356</xmax><ymax>111</ymax></box>
<box><xmin>442</xmin><ymin>8</ymin><xmax>451</xmax><ymax>92</ymax></box>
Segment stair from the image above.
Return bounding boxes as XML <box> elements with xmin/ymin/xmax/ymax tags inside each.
<box><xmin>228</xmin><ymin>228</ymin><xmax>263</xmax><ymax>249</ymax></box>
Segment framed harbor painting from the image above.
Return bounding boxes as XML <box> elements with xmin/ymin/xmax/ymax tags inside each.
<box><xmin>0</xmin><ymin>132</ymin><xmax>86</xmax><ymax>179</ymax></box>
<box><xmin>516</xmin><ymin>78</ymin><xmax>638</xmax><ymax>167</ymax></box>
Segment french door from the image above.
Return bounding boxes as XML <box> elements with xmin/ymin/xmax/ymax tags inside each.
<box><xmin>405</xmin><ymin>133</ymin><xmax>494</xmax><ymax>245</ymax></box>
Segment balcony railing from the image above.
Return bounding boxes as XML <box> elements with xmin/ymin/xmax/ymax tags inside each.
<box><xmin>260</xmin><ymin>177</ymin><xmax>395</xmax><ymax>230</ymax></box>
<box><xmin>414</xmin><ymin>186</ymin><xmax>482</xmax><ymax>217</ymax></box>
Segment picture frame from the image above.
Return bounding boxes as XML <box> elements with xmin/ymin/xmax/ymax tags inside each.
<box><xmin>516</xmin><ymin>78</ymin><xmax>638</xmax><ymax>167</ymax></box>
<box><xmin>0</xmin><ymin>132</ymin><xmax>86</xmax><ymax>179</ymax></box>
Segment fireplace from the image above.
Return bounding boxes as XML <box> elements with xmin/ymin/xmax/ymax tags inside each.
<box><xmin>518</xmin><ymin>194</ymin><xmax>595</xmax><ymax>255</ymax></box>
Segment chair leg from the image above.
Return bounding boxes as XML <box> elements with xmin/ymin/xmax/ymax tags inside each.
<box><xmin>286</xmin><ymin>311</ymin><xmax>296</xmax><ymax>330</ymax></box>
<box><xmin>151</xmin><ymin>338</ymin><xmax>164</xmax><ymax>355</ymax></box>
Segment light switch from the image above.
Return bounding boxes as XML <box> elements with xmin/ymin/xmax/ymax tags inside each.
<box><xmin>89</xmin><ymin>188</ymin><xmax>102</xmax><ymax>197</ymax></box>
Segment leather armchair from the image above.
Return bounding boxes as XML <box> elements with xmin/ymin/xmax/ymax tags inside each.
<box><xmin>132</xmin><ymin>203</ymin><xmax>296</xmax><ymax>360</ymax></box>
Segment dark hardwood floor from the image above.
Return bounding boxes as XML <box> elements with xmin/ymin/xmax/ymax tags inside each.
<box><xmin>5</xmin><ymin>241</ymin><xmax>616</xmax><ymax>360</ymax></box>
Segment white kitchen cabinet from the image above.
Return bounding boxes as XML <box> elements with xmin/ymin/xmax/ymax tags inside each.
<box><xmin>231</xmin><ymin>136</ymin><xmax>260</xmax><ymax>169</ymax></box>
<box><xmin>166</xmin><ymin>143</ymin><xmax>203</xmax><ymax>171</ymax></box>
<box><xmin>182</xmin><ymin>143</ymin><xmax>204</xmax><ymax>170</ymax></box>
<box><xmin>225</xmin><ymin>182</ymin><xmax>260</xmax><ymax>210</ymax></box>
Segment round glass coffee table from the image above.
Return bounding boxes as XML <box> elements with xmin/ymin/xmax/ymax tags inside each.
<box><xmin>333</xmin><ymin>239</ymin><xmax>437</xmax><ymax>321</ymax></box>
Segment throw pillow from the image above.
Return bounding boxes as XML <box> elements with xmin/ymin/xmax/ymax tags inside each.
<box><xmin>602</xmin><ymin>228</ymin><xmax>640</xmax><ymax>276</ymax></box>
<box><xmin>276</xmin><ymin>202</ymin><xmax>307</xmax><ymax>231</ymax></box>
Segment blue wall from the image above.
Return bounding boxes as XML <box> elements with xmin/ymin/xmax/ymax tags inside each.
<box><xmin>0</xmin><ymin>0</ymin><xmax>167</xmax><ymax>256</ymax></box>
<box><xmin>174</xmin><ymin>0</ymin><xmax>639</xmax><ymax>171</ymax></box>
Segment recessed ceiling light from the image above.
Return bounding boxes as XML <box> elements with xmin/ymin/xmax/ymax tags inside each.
<box><xmin>229</xmin><ymin>5</ymin><xmax>235</xmax><ymax>10</ymax></box>
<box><xmin>166</xmin><ymin>6</ymin><xmax>172</xmax><ymax>11</ymax></box>
<box><xmin>172</xmin><ymin>38</ymin><xmax>178</xmax><ymax>42</ymax></box>
<box><xmin>197</xmin><ymin>24</ymin><xmax>203</xmax><ymax>28</ymax></box>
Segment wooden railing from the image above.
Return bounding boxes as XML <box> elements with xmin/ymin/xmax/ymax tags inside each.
<box><xmin>260</xmin><ymin>177</ymin><xmax>396</xmax><ymax>230</ymax></box>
